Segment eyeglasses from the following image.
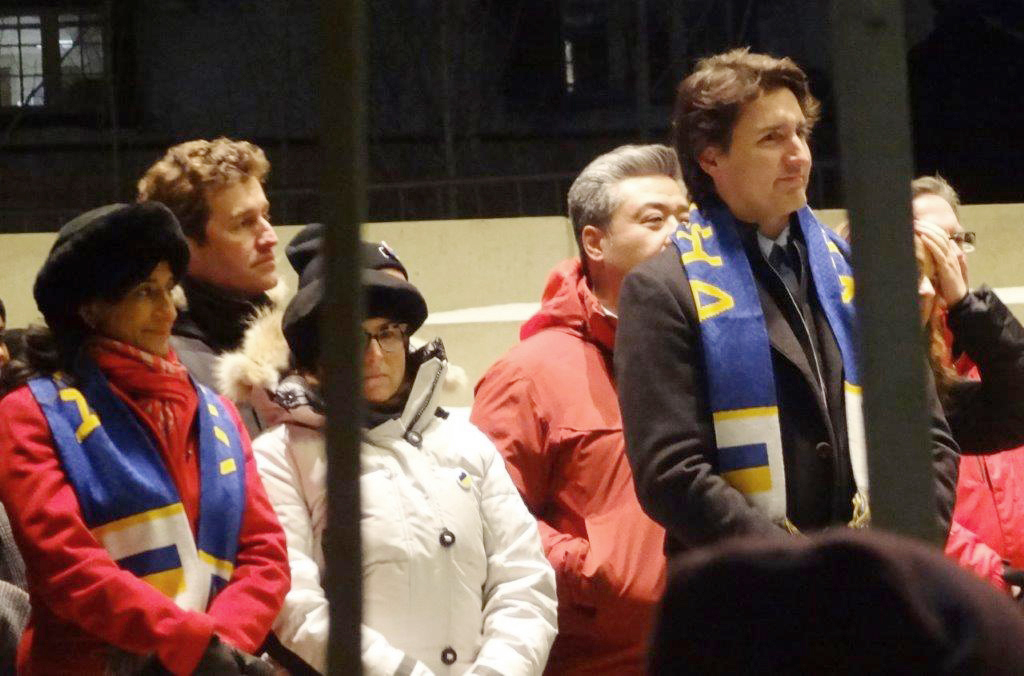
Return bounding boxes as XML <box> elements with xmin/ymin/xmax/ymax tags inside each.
<box><xmin>950</xmin><ymin>231</ymin><xmax>976</xmax><ymax>253</ymax></box>
<box><xmin>362</xmin><ymin>322</ymin><xmax>408</xmax><ymax>354</ymax></box>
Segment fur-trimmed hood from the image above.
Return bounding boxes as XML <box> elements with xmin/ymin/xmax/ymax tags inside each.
<box><xmin>215</xmin><ymin>289</ymin><xmax>469</xmax><ymax>428</ymax></box>
<box><xmin>215</xmin><ymin>301</ymin><xmax>292</xmax><ymax>429</ymax></box>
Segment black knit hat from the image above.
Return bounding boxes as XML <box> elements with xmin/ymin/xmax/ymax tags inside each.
<box><xmin>285</xmin><ymin>223</ymin><xmax>410</xmax><ymax>287</ymax></box>
<box><xmin>362</xmin><ymin>240</ymin><xmax>407</xmax><ymax>278</ymax></box>
<box><xmin>285</xmin><ymin>223</ymin><xmax>325</xmax><ymax>288</ymax></box>
<box><xmin>282</xmin><ymin>238</ymin><xmax>426</xmax><ymax>373</ymax></box>
<box><xmin>34</xmin><ymin>202</ymin><xmax>189</xmax><ymax>332</ymax></box>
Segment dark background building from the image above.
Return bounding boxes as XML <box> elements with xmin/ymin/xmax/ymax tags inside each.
<box><xmin>0</xmin><ymin>0</ymin><xmax>1021</xmax><ymax>232</ymax></box>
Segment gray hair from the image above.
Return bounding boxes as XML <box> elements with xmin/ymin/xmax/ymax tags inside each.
<box><xmin>911</xmin><ymin>174</ymin><xmax>961</xmax><ymax>218</ymax></box>
<box><xmin>567</xmin><ymin>144</ymin><xmax>684</xmax><ymax>273</ymax></box>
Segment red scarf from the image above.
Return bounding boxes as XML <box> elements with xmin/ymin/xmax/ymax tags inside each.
<box><xmin>88</xmin><ymin>338</ymin><xmax>197</xmax><ymax>457</ymax></box>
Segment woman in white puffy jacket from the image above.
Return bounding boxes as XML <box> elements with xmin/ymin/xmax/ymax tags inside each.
<box><xmin>223</xmin><ymin>237</ymin><xmax>557</xmax><ymax>675</ymax></box>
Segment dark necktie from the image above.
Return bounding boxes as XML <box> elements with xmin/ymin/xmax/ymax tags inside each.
<box><xmin>769</xmin><ymin>240</ymin><xmax>802</xmax><ymax>297</ymax></box>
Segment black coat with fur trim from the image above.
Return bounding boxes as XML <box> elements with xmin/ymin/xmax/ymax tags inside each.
<box><xmin>172</xmin><ymin>277</ymin><xmax>287</xmax><ymax>437</ymax></box>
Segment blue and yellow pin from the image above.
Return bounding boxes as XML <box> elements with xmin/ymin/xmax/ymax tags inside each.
<box><xmin>457</xmin><ymin>470</ymin><xmax>472</xmax><ymax>490</ymax></box>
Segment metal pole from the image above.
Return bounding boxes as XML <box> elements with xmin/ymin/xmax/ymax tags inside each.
<box><xmin>321</xmin><ymin>0</ymin><xmax>364</xmax><ymax>673</ymax></box>
<box><xmin>831</xmin><ymin>1</ymin><xmax>937</xmax><ymax>542</ymax></box>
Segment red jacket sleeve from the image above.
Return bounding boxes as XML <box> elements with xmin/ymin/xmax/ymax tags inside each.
<box><xmin>205</xmin><ymin>396</ymin><xmax>290</xmax><ymax>653</ymax></box>
<box><xmin>472</xmin><ymin>364</ymin><xmax>594</xmax><ymax>608</ymax></box>
<box><xmin>472</xmin><ymin>367</ymin><xmax>550</xmax><ymax>509</ymax></box>
<box><xmin>0</xmin><ymin>387</ymin><xmax>214</xmax><ymax>675</ymax></box>
<box><xmin>945</xmin><ymin>521</ymin><xmax>1007</xmax><ymax>591</ymax></box>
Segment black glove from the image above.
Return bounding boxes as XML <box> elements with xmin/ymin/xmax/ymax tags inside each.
<box><xmin>193</xmin><ymin>634</ymin><xmax>274</xmax><ymax>675</ymax></box>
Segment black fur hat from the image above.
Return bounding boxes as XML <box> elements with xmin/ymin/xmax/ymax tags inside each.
<box><xmin>34</xmin><ymin>202</ymin><xmax>189</xmax><ymax>332</ymax></box>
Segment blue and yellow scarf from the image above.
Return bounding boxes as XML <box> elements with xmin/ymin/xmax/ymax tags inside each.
<box><xmin>673</xmin><ymin>203</ymin><xmax>867</xmax><ymax>525</ymax></box>
<box><xmin>28</xmin><ymin>356</ymin><xmax>246</xmax><ymax>610</ymax></box>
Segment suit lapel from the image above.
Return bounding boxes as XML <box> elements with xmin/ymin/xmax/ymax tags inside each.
<box><xmin>755</xmin><ymin>279</ymin><xmax>821</xmax><ymax>394</ymax></box>
<box><xmin>747</xmin><ymin>246</ymin><xmax>839</xmax><ymax>436</ymax></box>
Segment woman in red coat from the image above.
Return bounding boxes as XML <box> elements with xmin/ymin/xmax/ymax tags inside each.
<box><xmin>0</xmin><ymin>203</ymin><xmax>289</xmax><ymax>674</ymax></box>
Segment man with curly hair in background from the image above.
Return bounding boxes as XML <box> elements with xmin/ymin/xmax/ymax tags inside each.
<box><xmin>138</xmin><ymin>138</ymin><xmax>281</xmax><ymax>435</ymax></box>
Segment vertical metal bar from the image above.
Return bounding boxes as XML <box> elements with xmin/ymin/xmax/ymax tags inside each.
<box><xmin>321</xmin><ymin>1</ymin><xmax>364</xmax><ymax>673</ymax></box>
<box><xmin>831</xmin><ymin>1</ymin><xmax>937</xmax><ymax>542</ymax></box>
<box><xmin>40</xmin><ymin>13</ymin><xmax>60</xmax><ymax>105</ymax></box>
<box><xmin>17</xmin><ymin>16</ymin><xmax>24</xmax><ymax>105</ymax></box>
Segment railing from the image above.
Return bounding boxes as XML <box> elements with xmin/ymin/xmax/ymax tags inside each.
<box><xmin>0</xmin><ymin>161</ymin><xmax>840</xmax><ymax>232</ymax></box>
<box><xmin>265</xmin><ymin>171</ymin><xmax>579</xmax><ymax>225</ymax></box>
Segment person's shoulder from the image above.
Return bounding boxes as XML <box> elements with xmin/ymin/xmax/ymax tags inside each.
<box><xmin>0</xmin><ymin>384</ymin><xmax>40</xmax><ymax>415</ymax></box>
<box><xmin>171</xmin><ymin>335</ymin><xmax>218</xmax><ymax>387</ymax></box>
<box><xmin>498</xmin><ymin>325</ymin><xmax>586</xmax><ymax>372</ymax></box>
<box><xmin>430</xmin><ymin>414</ymin><xmax>500</xmax><ymax>464</ymax></box>
<box><xmin>632</xmin><ymin>246</ymin><xmax>686</xmax><ymax>282</ymax></box>
<box><xmin>0</xmin><ymin>384</ymin><xmax>49</xmax><ymax>447</ymax></box>
<box><xmin>252</xmin><ymin>421</ymin><xmax>323</xmax><ymax>468</ymax></box>
<box><xmin>170</xmin><ymin>333</ymin><xmax>216</xmax><ymax>357</ymax></box>
<box><xmin>621</xmin><ymin>246</ymin><xmax>690</xmax><ymax>312</ymax></box>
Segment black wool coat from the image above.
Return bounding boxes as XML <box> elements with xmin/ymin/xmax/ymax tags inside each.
<box><xmin>614</xmin><ymin>225</ymin><xmax>959</xmax><ymax>554</ymax></box>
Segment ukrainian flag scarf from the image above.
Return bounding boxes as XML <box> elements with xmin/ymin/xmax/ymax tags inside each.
<box><xmin>28</xmin><ymin>355</ymin><xmax>246</xmax><ymax>610</ymax></box>
<box><xmin>673</xmin><ymin>203</ymin><xmax>867</xmax><ymax>525</ymax></box>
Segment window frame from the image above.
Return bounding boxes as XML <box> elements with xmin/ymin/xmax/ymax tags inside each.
<box><xmin>0</xmin><ymin>4</ymin><xmax>106</xmax><ymax>113</ymax></box>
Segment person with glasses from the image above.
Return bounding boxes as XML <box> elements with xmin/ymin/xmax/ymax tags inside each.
<box><xmin>227</xmin><ymin>233</ymin><xmax>557</xmax><ymax>675</ymax></box>
<box><xmin>913</xmin><ymin>174</ymin><xmax>976</xmax><ymax>285</ymax></box>
<box><xmin>908</xmin><ymin>176</ymin><xmax>1024</xmax><ymax>593</ymax></box>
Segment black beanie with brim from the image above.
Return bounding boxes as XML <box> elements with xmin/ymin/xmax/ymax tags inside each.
<box><xmin>34</xmin><ymin>202</ymin><xmax>189</xmax><ymax>333</ymax></box>
<box><xmin>281</xmin><ymin>268</ymin><xmax>428</xmax><ymax>373</ymax></box>
<box><xmin>285</xmin><ymin>225</ymin><xmax>409</xmax><ymax>288</ymax></box>
<box><xmin>363</xmin><ymin>268</ymin><xmax>427</xmax><ymax>331</ymax></box>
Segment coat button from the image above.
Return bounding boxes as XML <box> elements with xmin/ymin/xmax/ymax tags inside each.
<box><xmin>439</xmin><ymin>528</ymin><xmax>456</xmax><ymax>547</ymax></box>
<box><xmin>441</xmin><ymin>647</ymin><xmax>457</xmax><ymax>665</ymax></box>
<box><xmin>816</xmin><ymin>442</ymin><xmax>832</xmax><ymax>460</ymax></box>
<box><xmin>405</xmin><ymin>430</ymin><xmax>422</xmax><ymax>447</ymax></box>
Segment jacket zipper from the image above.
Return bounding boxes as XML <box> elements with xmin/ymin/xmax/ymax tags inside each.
<box><xmin>406</xmin><ymin>362</ymin><xmax>445</xmax><ymax>436</ymax></box>
<box><xmin>978</xmin><ymin>457</ymin><xmax>1013</xmax><ymax>558</ymax></box>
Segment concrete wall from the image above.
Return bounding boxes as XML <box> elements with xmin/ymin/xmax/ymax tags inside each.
<box><xmin>3</xmin><ymin>204</ymin><xmax>1021</xmax><ymax>406</ymax></box>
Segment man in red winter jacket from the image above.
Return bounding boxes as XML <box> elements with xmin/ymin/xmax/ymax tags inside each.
<box><xmin>471</xmin><ymin>145</ymin><xmax>687</xmax><ymax>675</ymax></box>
